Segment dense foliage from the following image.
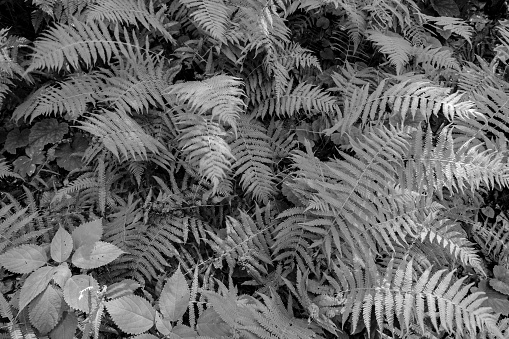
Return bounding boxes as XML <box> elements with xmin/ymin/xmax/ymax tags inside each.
<box><xmin>2</xmin><ymin>0</ymin><xmax>509</xmax><ymax>338</ymax></box>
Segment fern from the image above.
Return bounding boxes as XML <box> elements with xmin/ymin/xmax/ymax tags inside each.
<box><xmin>85</xmin><ymin>0</ymin><xmax>174</xmax><ymax>42</ymax></box>
<box><xmin>0</xmin><ymin>204</ymin><xmax>47</xmax><ymax>253</ymax></box>
<box><xmin>26</xmin><ymin>19</ymin><xmax>148</xmax><ymax>73</ymax></box>
<box><xmin>167</xmin><ymin>74</ymin><xmax>245</xmax><ymax>131</ymax></box>
<box><xmin>177</xmin><ymin>113</ymin><xmax>235</xmax><ymax>193</ymax></box>
<box><xmin>0</xmin><ymin>159</ymin><xmax>21</xmax><ymax>180</ymax></box>
<box><xmin>325</xmin><ymin>259</ymin><xmax>502</xmax><ymax>337</ymax></box>
<box><xmin>367</xmin><ymin>31</ymin><xmax>413</xmax><ymax>75</ymax></box>
<box><xmin>207</xmin><ymin>204</ymin><xmax>274</xmax><ymax>281</ymax></box>
<box><xmin>228</xmin><ymin>119</ymin><xmax>276</xmax><ymax>203</ymax></box>
<box><xmin>252</xmin><ymin>80</ymin><xmax>341</xmax><ymax>118</ymax></box>
<box><xmin>180</xmin><ymin>0</ymin><xmax>229</xmax><ymax>43</ymax></box>
<box><xmin>78</xmin><ymin>109</ymin><xmax>167</xmax><ymax>162</ymax></box>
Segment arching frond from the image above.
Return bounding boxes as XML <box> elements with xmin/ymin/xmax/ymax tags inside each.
<box><xmin>85</xmin><ymin>0</ymin><xmax>175</xmax><ymax>42</ymax></box>
<box><xmin>27</xmin><ymin>19</ymin><xmax>147</xmax><ymax>72</ymax></box>
<box><xmin>180</xmin><ymin>0</ymin><xmax>229</xmax><ymax>43</ymax></box>
<box><xmin>78</xmin><ymin>109</ymin><xmax>166</xmax><ymax>161</ymax></box>
<box><xmin>167</xmin><ymin>75</ymin><xmax>245</xmax><ymax>131</ymax></box>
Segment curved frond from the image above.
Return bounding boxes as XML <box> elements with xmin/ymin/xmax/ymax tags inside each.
<box><xmin>85</xmin><ymin>0</ymin><xmax>175</xmax><ymax>42</ymax></box>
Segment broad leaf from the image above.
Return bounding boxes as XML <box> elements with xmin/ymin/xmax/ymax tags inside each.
<box><xmin>105</xmin><ymin>279</ymin><xmax>141</xmax><ymax>299</ymax></box>
<box><xmin>52</xmin><ymin>262</ymin><xmax>72</xmax><ymax>288</ymax></box>
<box><xmin>63</xmin><ymin>274</ymin><xmax>99</xmax><ymax>313</ymax></box>
<box><xmin>71</xmin><ymin>219</ymin><xmax>103</xmax><ymax>249</ymax></box>
<box><xmin>19</xmin><ymin>266</ymin><xmax>55</xmax><ymax>313</ymax></box>
<box><xmin>105</xmin><ymin>295</ymin><xmax>155</xmax><ymax>335</ymax></box>
<box><xmin>4</xmin><ymin>128</ymin><xmax>29</xmax><ymax>154</ymax></box>
<box><xmin>155</xmin><ymin>312</ymin><xmax>172</xmax><ymax>335</ymax></box>
<box><xmin>72</xmin><ymin>241</ymin><xmax>125</xmax><ymax>269</ymax></box>
<box><xmin>494</xmin><ymin>265</ymin><xmax>509</xmax><ymax>283</ymax></box>
<box><xmin>196</xmin><ymin>308</ymin><xmax>232</xmax><ymax>337</ymax></box>
<box><xmin>0</xmin><ymin>244</ymin><xmax>47</xmax><ymax>273</ymax></box>
<box><xmin>159</xmin><ymin>266</ymin><xmax>190</xmax><ymax>321</ymax></box>
<box><xmin>490</xmin><ymin>279</ymin><xmax>509</xmax><ymax>296</ymax></box>
<box><xmin>12</xmin><ymin>148</ymin><xmax>45</xmax><ymax>177</ymax></box>
<box><xmin>49</xmin><ymin>312</ymin><xmax>78</xmax><ymax>339</ymax></box>
<box><xmin>28</xmin><ymin>285</ymin><xmax>64</xmax><ymax>334</ymax></box>
<box><xmin>54</xmin><ymin>133</ymin><xmax>88</xmax><ymax>171</ymax></box>
<box><xmin>50</xmin><ymin>226</ymin><xmax>73</xmax><ymax>262</ymax></box>
<box><xmin>29</xmin><ymin>118</ymin><xmax>68</xmax><ymax>149</ymax></box>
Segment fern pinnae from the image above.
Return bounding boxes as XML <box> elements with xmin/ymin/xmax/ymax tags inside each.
<box><xmin>85</xmin><ymin>0</ymin><xmax>174</xmax><ymax>42</ymax></box>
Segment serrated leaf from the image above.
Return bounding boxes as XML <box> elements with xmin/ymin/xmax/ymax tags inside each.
<box><xmin>196</xmin><ymin>308</ymin><xmax>232</xmax><ymax>337</ymax></box>
<box><xmin>72</xmin><ymin>219</ymin><xmax>103</xmax><ymax>249</ymax></box>
<box><xmin>49</xmin><ymin>312</ymin><xmax>78</xmax><ymax>339</ymax></box>
<box><xmin>52</xmin><ymin>262</ymin><xmax>72</xmax><ymax>288</ymax></box>
<box><xmin>172</xmin><ymin>325</ymin><xmax>198</xmax><ymax>337</ymax></box>
<box><xmin>0</xmin><ymin>244</ymin><xmax>47</xmax><ymax>273</ymax></box>
<box><xmin>19</xmin><ymin>266</ymin><xmax>55</xmax><ymax>313</ymax></box>
<box><xmin>4</xmin><ymin>128</ymin><xmax>30</xmax><ymax>154</ymax></box>
<box><xmin>72</xmin><ymin>241</ymin><xmax>125</xmax><ymax>269</ymax></box>
<box><xmin>63</xmin><ymin>274</ymin><xmax>99</xmax><ymax>313</ymax></box>
<box><xmin>29</xmin><ymin>285</ymin><xmax>63</xmax><ymax>334</ymax></box>
<box><xmin>159</xmin><ymin>267</ymin><xmax>190</xmax><ymax>321</ymax></box>
<box><xmin>155</xmin><ymin>312</ymin><xmax>172</xmax><ymax>335</ymax></box>
<box><xmin>29</xmin><ymin>118</ymin><xmax>68</xmax><ymax>149</ymax></box>
<box><xmin>105</xmin><ymin>295</ymin><xmax>155</xmax><ymax>335</ymax></box>
<box><xmin>105</xmin><ymin>279</ymin><xmax>141</xmax><ymax>299</ymax></box>
<box><xmin>51</xmin><ymin>227</ymin><xmax>73</xmax><ymax>262</ymax></box>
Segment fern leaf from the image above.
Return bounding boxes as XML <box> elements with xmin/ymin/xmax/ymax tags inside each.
<box><xmin>229</xmin><ymin>119</ymin><xmax>276</xmax><ymax>203</ymax></box>
<box><xmin>180</xmin><ymin>0</ymin><xmax>229</xmax><ymax>43</ymax></box>
<box><xmin>367</xmin><ymin>31</ymin><xmax>413</xmax><ymax>75</ymax></box>
<box><xmin>78</xmin><ymin>109</ymin><xmax>165</xmax><ymax>161</ymax></box>
<box><xmin>177</xmin><ymin>114</ymin><xmax>234</xmax><ymax>192</ymax></box>
<box><xmin>0</xmin><ymin>159</ymin><xmax>21</xmax><ymax>180</ymax></box>
<box><xmin>86</xmin><ymin>0</ymin><xmax>175</xmax><ymax>42</ymax></box>
<box><xmin>26</xmin><ymin>19</ymin><xmax>145</xmax><ymax>72</ymax></box>
<box><xmin>253</xmin><ymin>80</ymin><xmax>341</xmax><ymax>119</ymax></box>
<box><xmin>167</xmin><ymin>75</ymin><xmax>245</xmax><ymax>131</ymax></box>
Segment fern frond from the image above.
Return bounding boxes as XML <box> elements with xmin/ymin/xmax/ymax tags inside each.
<box><xmin>180</xmin><ymin>0</ymin><xmax>229</xmax><ymax>43</ymax></box>
<box><xmin>0</xmin><ymin>159</ymin><xmax>21</xmax><ymax>180</ymax></box>
<box><xmin>414</xmin><ymin>46</ymin><xmax>460</xmax><ymax>71</ymax></box>
<box><xmin>401</xmin><ymin>127</ymin><xmax>509</xmax><ymax>197</ymax></box>
<box><xmin>229</xmin><ymin>119</ymin><xmax>276</xmax><ymax>203</ymax></box>
<box><xmin>26</xmin><ymin>19</ymin><xmax>146</xmax><ymax>72</ymax></box>
<box><xmin>277</xmin><ymin>127</ymin><xmax>412</xmax><ymax>264</ymax></box>
<box><xmin>472</xmin><ymin>213</ymin><xmax>509</xmax><ymax>264</ymax></box>
<box><xmin>12</xmin><ymin>72</ymin><xmax>102</xmax><ymax>122</ymax></box>
<box><xmin>367</xmin><ymin>31</ymin><xmax>413</xmax><ymax>75</ymax></box>
<box><xmin>325</xmin><ymin>80</ymin><xmax>479</xmax><ymax>135</ymax></box>
<box><xmin>252</xmin><ymin>80</ymin><xmax>341</xmax><ymax>119</ymax></box>
<box><xmin>167</xmin><ymin>75</ymin><xmax>245</xmax><ymax>130</ymax></box>
<box><xmin>421</xmin><ymin>14</ymin><xmax>473</xmax><ymax>44</ymax></box>
<box><xmin>85</xmin><ymin>0</ymin><xmax>175</xmax><ymax>42</ymax></box>
<box><xmin>78</xmin><ymin>109</ymin><xmax>166</xmax><ymax>161</ymax></box>
<box><xmin>177</xmin><ymin>114</ymin><xmax>235</xmax><ymax>193</ymax></box>
<box><xmin>98</xmin><ymin>59</ymin><xmax>178</xmax><ymax>116</ymax></box>
<box><xmin>207</xmin><ymin>205</ymin><xmax>274</xmax><ymax>280</ymax></box>
<box><xmin>327</xmin><ymin>259</ymin><xmax>502</xmax><ymax>337</ymax></box>
<box><xmin>0</xmin><ymin>204</ymin><xmax>43</xmax><ymax>253</ymax></box>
